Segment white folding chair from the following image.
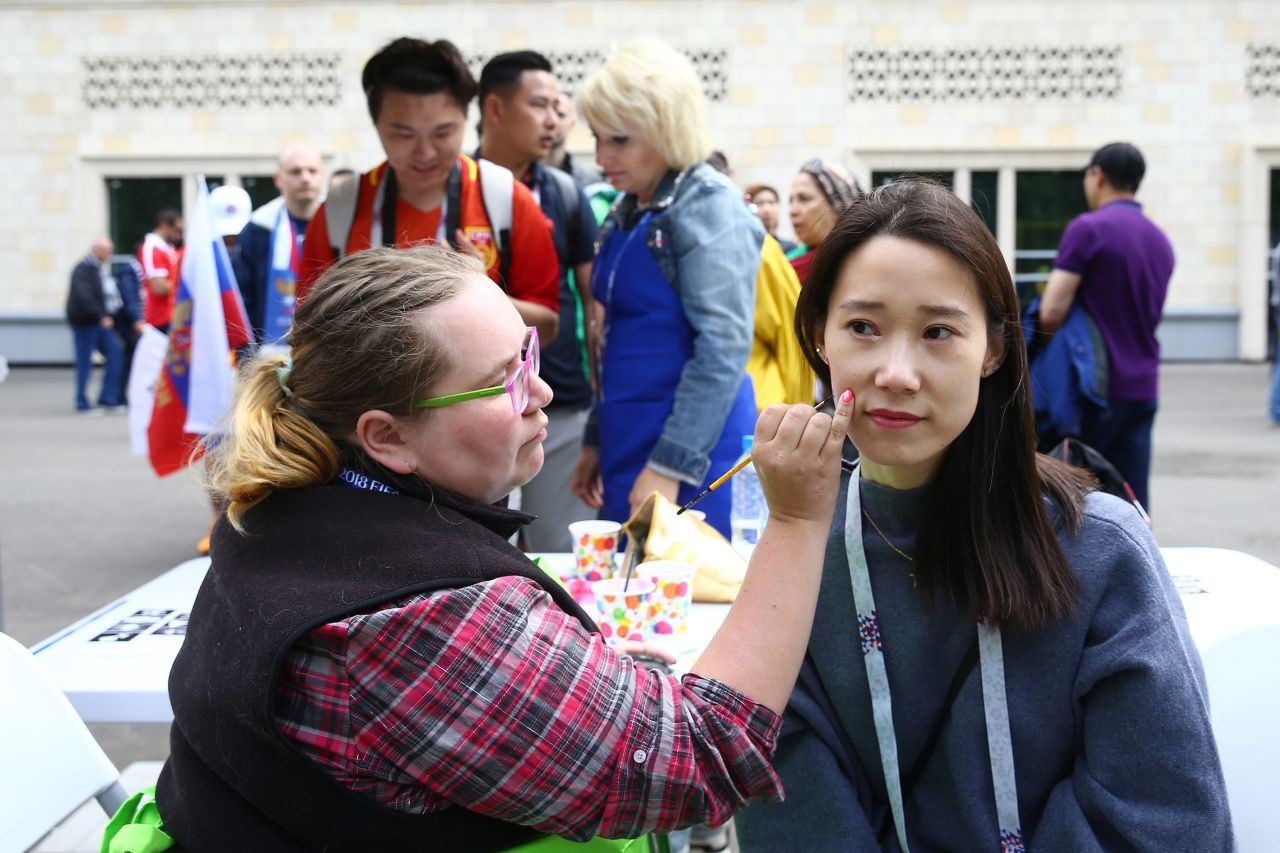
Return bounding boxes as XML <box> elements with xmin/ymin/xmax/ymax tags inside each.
<box><xmin>0</xmin><ymin>631</ymin><xmax>128</xmax><ymax>852</ymax></box>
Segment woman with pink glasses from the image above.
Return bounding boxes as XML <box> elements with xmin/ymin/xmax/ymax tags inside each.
<box><xmin>145</xmin><ymin>244</ymin><xmax>857</xmax><ymax>851</ymax></box>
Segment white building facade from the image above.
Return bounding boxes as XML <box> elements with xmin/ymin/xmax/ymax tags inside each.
<box><xmin>3</xmin><ymin>0</ymin><xmax>1278</xmax><ymax>362</ymax></box>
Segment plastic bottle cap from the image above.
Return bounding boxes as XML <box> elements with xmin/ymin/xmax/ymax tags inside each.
<box><xmin>741</xmin><ymin>434</ymin><xmax>754</xmax><ymax>454</ymax></box>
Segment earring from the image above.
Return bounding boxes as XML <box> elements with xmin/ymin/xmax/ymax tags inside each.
<box><xmin>816</xmin><ymin>346</ymin><xmax>827</xmax><ymax>363</ymax></box>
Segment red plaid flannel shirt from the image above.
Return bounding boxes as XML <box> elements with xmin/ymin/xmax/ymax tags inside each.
<box><xmin>274</xmin><ymin>575</ymin><xmax>783</xmax><ymax>841</ymax></box>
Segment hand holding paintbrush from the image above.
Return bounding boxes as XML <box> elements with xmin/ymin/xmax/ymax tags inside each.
<box><xmin>677</xmin><ymin>394</ymin><xmax>838</xmax><ymax>516</ymax></box>
<box><xmin>687</xmin><ymin>388</ymin><xmax>855</xmax><ymax>713</ymax></box>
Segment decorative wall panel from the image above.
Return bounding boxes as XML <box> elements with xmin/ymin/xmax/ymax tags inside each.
<box><xmin>83</xmin><ymin>54</ymin><xmax>343</xmax><ymax>110</ymax></box>
<box><xmin>848</xmin><ymin>46</ymin><xmax>1123</xmax><ymax>101</ymax></box>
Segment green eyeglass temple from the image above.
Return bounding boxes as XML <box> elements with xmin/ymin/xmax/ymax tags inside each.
<box><xmin>415</xmin><ymin>385</ymin><xmax>506</xmax><ymax>409</ymax></box>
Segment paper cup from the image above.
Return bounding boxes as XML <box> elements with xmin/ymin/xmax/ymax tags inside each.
<box><xmin>638</xmin><ymin>560</ymin><xmax>697</xmax><ymax>635</ymax></box>
<box><xmin>591</xmin><ymin>578</ymin><xmax>655</xmax><ymax>644</ymax></box>
<box><xmin>569</xmin><ymin>520</ymin><xmax>622</xmax><ymax>582</ymax></box>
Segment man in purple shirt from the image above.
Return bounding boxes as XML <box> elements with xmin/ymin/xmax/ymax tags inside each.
<box><xmin>1039</xmin><ymin>142</ymin><xmax>1175</xmax><ymax>511</ymax></box>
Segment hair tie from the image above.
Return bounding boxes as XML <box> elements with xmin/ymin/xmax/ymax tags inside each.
<box><xmin>276</xmin><ymin>358</ymin><xmax>295</xmax><ymax>398</ymax></box>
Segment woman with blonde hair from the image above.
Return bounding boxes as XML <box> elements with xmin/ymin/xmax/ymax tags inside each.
<box><xmin>141</xmin><ymin>244</ymin><xmax>858</xmax><ymax>851</ymax></box>
<box><xmin>571</xmin><ymin>38</ymin><xmax>764</xmax><ymax>537</ymax></box>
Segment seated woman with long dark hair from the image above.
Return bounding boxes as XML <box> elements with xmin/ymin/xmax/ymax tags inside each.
<box><xmin>736</xmin><ymin>181</ymin><xmax>1233</xmax><ymax>850</ymax></box>
<box><xmin>149</xmin><ymin>245</ymin><xmax>855</xmax><ymax>851</ymax></box>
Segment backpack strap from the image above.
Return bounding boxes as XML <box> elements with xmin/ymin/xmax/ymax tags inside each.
<box><xmin>444</xmin><ymin>160</ymin><xmax>463</xmax><ymax>252</ymax></box>
<box><xmin>545</xmin><ymin>165</ymin><xmax>581</xmax><ymax>257</ymax></box>
<box><xmin>323</xmin><ymin>171</ymin><xmax>362</xmax><ymax>261</ymax></box>
<box><xmin>477</xmin><ymin>157</ymin><xmax>515</xmax><ymax>286</ymax></box>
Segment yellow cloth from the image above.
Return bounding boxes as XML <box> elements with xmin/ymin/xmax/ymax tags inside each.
<box><xmin>747</xmin><ymin>234</ymin><xmax>814</xmax><ymax>411</ymax></box>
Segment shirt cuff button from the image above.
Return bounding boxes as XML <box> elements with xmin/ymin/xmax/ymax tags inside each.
<box><xmin>632</xmin><ymin>748</ymin><xmax>648</xmax><ymax>764</ymax></box>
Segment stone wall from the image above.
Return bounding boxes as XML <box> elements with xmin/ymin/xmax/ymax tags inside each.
<box><xmin>4</xmin><ymin>0</ymin><xmax>1279</xmax><ymax>360</ymax></box>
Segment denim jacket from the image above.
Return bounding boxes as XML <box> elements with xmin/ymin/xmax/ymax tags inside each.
<box><xmin>587</xmin><ymin>163</ymin><xmax>764</xmax><ymax>483</ymax></box>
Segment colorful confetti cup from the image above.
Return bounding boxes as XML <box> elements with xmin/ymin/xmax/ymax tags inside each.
<box><xmin>568</xmin><ymin>519</ymin><xmax>622</xmax><ymax>583</ymax></box>
<box><xmin>590</xmin><ymin>578</ymin><xmax>655</xmax><ymax>644</ymax></box>
<box><xmin>638</xmin><ymin>560</ymin><xmax>697</xmax><ymax>636</ymax></box>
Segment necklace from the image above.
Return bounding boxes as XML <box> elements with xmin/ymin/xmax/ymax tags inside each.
<box><xmin>861</xmin><ymin>505</ymin><xmax>917</xmax><ymax>588</ymax></box>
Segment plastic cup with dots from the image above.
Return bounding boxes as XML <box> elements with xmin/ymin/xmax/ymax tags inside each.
<box><xmin>590</xmin><ymin>578</ymin><xmax>656</xmax><ymax>645</ymax></box>
<box><xmin>568</xmin><ymin>520</ymin><xmax>622</xmax><ymax>582</ymax></box>
<box><xmin>638</xmin><ymin>560</ymin><xmax>697</xmax><ymax>636</ymax></box>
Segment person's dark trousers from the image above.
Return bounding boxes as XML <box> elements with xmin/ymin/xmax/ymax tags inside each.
<box><xmin>112</xmin><ymin>309</ymin><xmax>140</xmax><ymax>405</ymax></box>
<box><xmin>1080</xmin><ymin>399</ymin><xmax>1158</xmax><ymax>512</ymax></box>
<box><xmin>71</xmin><ymin>323</ymin><xmax>124</xmax><ymax>410</ymax></box>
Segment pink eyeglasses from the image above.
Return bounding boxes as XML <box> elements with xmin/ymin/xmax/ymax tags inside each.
<box><xmin>415</xmin><ymin>327</ymin><xmax>540</xmax><ymax>414</ymax></box>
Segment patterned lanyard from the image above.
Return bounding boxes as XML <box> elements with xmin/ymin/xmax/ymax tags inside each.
<box><xmin>843</xmin><ymin>468</ymin><xmax>1024</xmax><ymax>853</ymax></box>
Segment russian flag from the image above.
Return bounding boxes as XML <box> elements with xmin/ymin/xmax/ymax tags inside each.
<box><xmin>148</xmin><ymin>177</ymin><xmax>251</xmax><ymax>476</ymax></box>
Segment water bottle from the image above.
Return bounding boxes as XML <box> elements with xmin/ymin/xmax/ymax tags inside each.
<box><xmin>730</xmin><ymin>435</ymin><xmax>768</xmax><ymax>558</ymax></box>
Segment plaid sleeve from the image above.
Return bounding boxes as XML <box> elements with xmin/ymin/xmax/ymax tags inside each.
<box><xmin>342</xmin><ymin>576</ymin><xmax>783</xmax><ymax>841</ymax></box>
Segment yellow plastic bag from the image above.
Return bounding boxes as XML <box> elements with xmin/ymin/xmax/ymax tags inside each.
<box><xmin>621</xmin><ymin>492</ymin><xmax>747</xmax><ymax>603</ymax></box>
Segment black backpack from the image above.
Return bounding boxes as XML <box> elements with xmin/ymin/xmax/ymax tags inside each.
<box><xmin>1046</xmin><ymin>437</ymin><xmax>1150</xmax><ymax>525</ymax></box>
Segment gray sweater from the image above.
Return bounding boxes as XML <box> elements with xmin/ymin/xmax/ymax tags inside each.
<box><xmin>738</xmin><ymin>472</ymin><xmax>1233</xmax><ymax>851</ymax></box>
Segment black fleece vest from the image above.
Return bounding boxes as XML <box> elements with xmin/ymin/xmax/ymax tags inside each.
<box><xmin>156</xmin><ymin>471</ymin><xmax>598</xmax><ymax>852</ymax></box>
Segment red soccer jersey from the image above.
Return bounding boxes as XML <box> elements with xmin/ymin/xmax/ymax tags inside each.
<box><xmin>298</xmin><ymin>158</ymin><xmax>558</xmax><ymax>312</ymax></box>
<box><xmin>138</xmin><ymin>231</ymin><xmax>179</xmax><ymax>328</ymax></box>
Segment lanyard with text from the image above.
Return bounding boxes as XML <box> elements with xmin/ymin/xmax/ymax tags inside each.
<box><xmin>843</xmin><ymin>467</ymin><xmax>1023</xmax><ymax>853</ymax></box>
<box><xmin>334</xmin><ymin>467</ymin><xmax>400</xmax><ymax>495</ymax></box>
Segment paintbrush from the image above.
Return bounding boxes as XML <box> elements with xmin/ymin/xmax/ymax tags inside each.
<box><xmin>620</xmin><ymin>545</ymin><xmax>640</xmax><ymax>593</ymax></box>
<box><xmin>675</xmin><ymin>395</ymin><xmax>836</xmax><ymax>516</ymax></box>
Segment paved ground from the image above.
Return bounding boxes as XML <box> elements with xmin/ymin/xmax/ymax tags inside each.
<box><xmin>2</xmin><ymin>363</ymin><xmax>1278</xmax><ymax>771</ymax></box>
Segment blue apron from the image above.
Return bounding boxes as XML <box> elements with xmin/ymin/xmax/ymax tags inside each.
<box><xmin>592</xmin><ymin>212</ymin><xmax>756</xmax><ymax>537</ymax></box>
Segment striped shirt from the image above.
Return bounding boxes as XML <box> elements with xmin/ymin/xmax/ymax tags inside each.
<box><xmin>275</xmin><ymin>575</ymin><xmax>783</xmax><ymax>841</ymax></box>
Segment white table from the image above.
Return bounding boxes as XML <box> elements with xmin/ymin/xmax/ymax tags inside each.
<box><xmin>27</xmin><ymin>554</ymin><xmax>729</xmax><ymax>724</ymax></box>
<box><xmin>29</xmin><ymin>548</ymin><xmax>1279</xmax><ymax>729</ymax></box>
<box><xmin>29</xmin><ymin>557</ymin><xmax>209</xmax><ymax>723</ymax></box>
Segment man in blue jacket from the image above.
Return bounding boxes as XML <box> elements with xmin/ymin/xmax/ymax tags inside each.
<box><xmin>233</xmin><ymin>144</ymin><xmax>325</xmax><ymax>346</ymax></box>
<box><xmin>65</xmin><ymin>237</ymin><xmax>125</xmax><ymax>413</ymax></box>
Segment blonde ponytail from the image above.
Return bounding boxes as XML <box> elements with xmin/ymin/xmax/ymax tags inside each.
<box><xmin>204</xmin><ymin>352</ymin><xmax>340</xmax><ymax>532</ymax></box>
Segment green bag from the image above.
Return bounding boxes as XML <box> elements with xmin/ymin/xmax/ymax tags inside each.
<box><xmin>507</xmin><ymin>832</ymin><xmax>664</xmax><ymax>852</ymax></box>
<box><xmin>100</xmin><ymin>786</ymin><xmax>173</xmax><ymax>853</ymax></box>
<box><xmin>100</xmin><ymin>784</ymin><xmax>665</xmax><ymax>853</ymax></box>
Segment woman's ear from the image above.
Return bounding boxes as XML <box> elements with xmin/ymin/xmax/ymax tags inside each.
<box><xmin>982</xmin><ymin>333</ymin><xmax>1007</xmax><ymax>378</ymax></box>
<box><xmin>355</xmin><ymin>410</ymin><xmax>416</xmax><ymax>475</ymax></box>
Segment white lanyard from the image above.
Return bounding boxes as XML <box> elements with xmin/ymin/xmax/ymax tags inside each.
<box><xmin>369</xmin><ymin>169</ymin><xmax>448</xmax><ymax>248</ymax></box>
<box><xmin>843</xmin><ymin>468</ymin><xmax>1023</xmax><ymax>852</ymax></box>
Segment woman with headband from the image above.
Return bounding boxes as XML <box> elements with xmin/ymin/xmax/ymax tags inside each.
<box><xmin>788</xmin><ymin>158</ymin><xmax>863</xmax><ymax>284</ymax></box>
